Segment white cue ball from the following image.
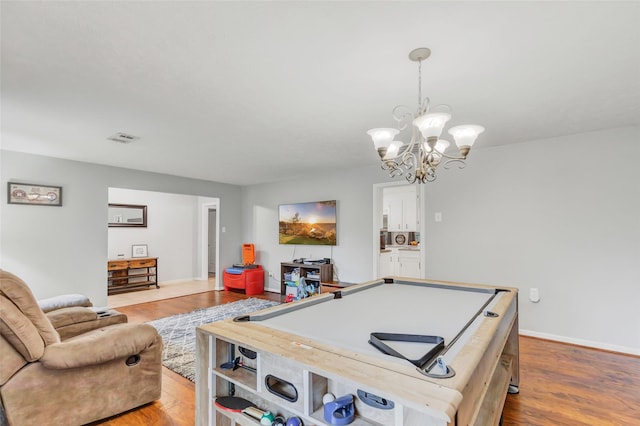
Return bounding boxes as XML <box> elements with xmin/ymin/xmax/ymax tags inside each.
<box><xmin>322</xmin><ymin>393</ymin><xmax>335</xmax><ymax>404</ymax></box>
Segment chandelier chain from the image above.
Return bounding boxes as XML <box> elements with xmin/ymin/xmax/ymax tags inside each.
<box><xmin>417</xmin><ymin>59</ymin><xmax>422</xmax><ymax>108</ymax></box>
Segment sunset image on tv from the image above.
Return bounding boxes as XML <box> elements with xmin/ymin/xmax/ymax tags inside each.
<box><xmin>279</xmin><ymin>200</ymin><xmax>337</xmax><ymax>245</ymax></box>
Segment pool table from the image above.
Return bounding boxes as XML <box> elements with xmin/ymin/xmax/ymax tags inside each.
<box><xmin>196</xmin><ymin>277</ymin><xmax>519</xmax><ymax>425</ymax></box>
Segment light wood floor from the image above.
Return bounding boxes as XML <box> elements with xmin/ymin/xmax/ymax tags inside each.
<box><xmin>107</xmin><ymin>278</ymin><xmax>217</xmax><ymax>308</ymax></box>
<box><xmin>93</xmin><ymin>291</ymin><xmax>640</xmax><ymax>426</ymax></box>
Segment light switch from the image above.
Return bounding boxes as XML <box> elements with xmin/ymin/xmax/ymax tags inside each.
<box><xmin>435</xmin><ymin>212</ymin><xmax>442</xmax><ymax>222</ymax></box>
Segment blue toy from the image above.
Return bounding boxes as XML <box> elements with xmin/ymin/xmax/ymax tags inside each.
<box><xmin>323</xmin><ymin>394</ymin><xmax>355</xmax><ymax>425</ymax></box>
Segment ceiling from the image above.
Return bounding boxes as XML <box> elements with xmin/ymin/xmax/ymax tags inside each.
<box><xmin>2</xmin><ymin>1</ymin><xmax>639</xmax><ymax>186</ymax></box>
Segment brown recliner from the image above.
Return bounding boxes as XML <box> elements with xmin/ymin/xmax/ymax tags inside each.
<box><xmin>0</xmin><ymin>270</ymin><xmax>163</xmax><ymax>426</ymax></box>
<box><xmin>37</xmin><ymin>291</ymin><xmax>128</xmax><ymax>340</ymax></box>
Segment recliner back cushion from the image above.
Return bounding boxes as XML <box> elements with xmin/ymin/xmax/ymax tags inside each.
<box><xmin>0</xmin><ymin>270</ymin><xmax>60</xmax><ymax>346</ymax></box>
<box><xmin>0</xmin><ymin>294</ymin><xmax>45</xmax><ymax>362</ymax></box>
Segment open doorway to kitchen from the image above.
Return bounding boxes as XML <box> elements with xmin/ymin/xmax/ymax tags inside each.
<box><xmin>372</xmin><ymin>182</ymin><xmax>425</xmax><ymax>280</ymax></box>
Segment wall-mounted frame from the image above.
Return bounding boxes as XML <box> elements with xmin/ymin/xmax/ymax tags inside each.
<box><xmin>108</xmin><ymin>203</ymin><xmax>147</xmax><ymax>227</ymax></box>
<box><xmin>131</xmin><ymin>244</ymin><xmax>148</xmax><ymax>258</ymax></box>
<box><xmin>278</xmin><ymin>200</ymin><xmax>337</xmax><ymax>245</ymax></box>
<box><xmin>7</xmin><ymin>182</ymin><xmax>63</xmax><ymax>206</ymax></box>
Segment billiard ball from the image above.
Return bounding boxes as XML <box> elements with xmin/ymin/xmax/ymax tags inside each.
<box><xmin>286</xmin><ymin>417</ymin><xmax>303</xmax><ymax>426</ymax></box>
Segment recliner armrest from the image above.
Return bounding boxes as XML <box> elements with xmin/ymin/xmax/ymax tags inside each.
<box><xmin>40</xmin><ymin>323</ymin><xmax>161</xmax><ymax>369</ymax></box>
<box><xmin>46</xmin><ymin>306</ymin><xmax>98</xmax><ymax>329</ymax></box>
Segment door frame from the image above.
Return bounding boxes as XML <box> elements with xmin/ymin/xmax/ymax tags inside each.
<box><xmin>372</xmin><ymin>182</ymin><xmax>426</xmax><ymax>280</ymax></box>
<box><xmin>199</xmin><ymin>198</ymin><xmax>221</xmax><ymax>288</ymax></box>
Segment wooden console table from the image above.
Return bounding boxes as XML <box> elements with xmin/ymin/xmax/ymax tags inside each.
<box><xmin>107</xmin><ymin>257</ymin><xmax>158</xmax><ymax>295</ymax></box>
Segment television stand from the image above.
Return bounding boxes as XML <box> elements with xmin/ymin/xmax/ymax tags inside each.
<box><xmin>280</xmin><ymin>262</ymin><xmax>333</xmax><ymax>295</ymax></box>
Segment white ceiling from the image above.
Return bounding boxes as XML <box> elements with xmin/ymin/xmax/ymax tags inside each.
<box><xmin>2</xmin><ymin>1</ymin><xmax>639</xmax><ymax>186</ymax></box>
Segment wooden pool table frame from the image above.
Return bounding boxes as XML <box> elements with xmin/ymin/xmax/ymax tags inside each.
<box><xmin>196</xmin><ymin>278</ymin><xmax>519</xmax><ymax>425</ymax></box>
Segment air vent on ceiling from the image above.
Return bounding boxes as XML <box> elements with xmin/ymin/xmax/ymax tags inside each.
<box><xmin>108</xmin><ymin>132</ymin><xmax>140</xmax><ymax>144</ymax></box>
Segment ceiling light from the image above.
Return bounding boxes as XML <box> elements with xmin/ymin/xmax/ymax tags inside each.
<box><xmin>367</xmin><ymin>48</ymin><xmax>484</xmax><ymax>183</ymax></box>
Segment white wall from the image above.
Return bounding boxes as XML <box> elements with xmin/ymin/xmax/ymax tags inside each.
<box><xmin>242</xmin><ymin>126</ymin><xmax>640</xmax><ymax>354</ymax></box>
<box><xmin>3</xmin><ymin>126</ymin><xmax>638</xmax><ymax>353</ymax></box>
<box><xmin>423</xmin><ymin>126</ymin><xmax>640</xmax><ymax>354</ymax></box>
<box><xmin>1</xmin><ymin>150</ymin><xmax>243</xmax><ymax>306</ymax></box>
<box><xmin>241</xmin><ymin>166</ymin><xmax>386</xmax><ymax>292</ymax></box>
<box><xmin>108</xmin><ymin>188</ymin><xmax>217</xmax><ymax>282</ymax></box>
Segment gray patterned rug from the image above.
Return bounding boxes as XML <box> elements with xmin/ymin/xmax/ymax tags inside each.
<box><xmin>147</xmin><ymin>298</ymin><xmax>279</xmax><ymax>382</ymax></box>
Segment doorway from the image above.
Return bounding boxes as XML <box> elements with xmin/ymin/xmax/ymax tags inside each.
<box><xmin>107</xmin><ymin>188</ymin><xmax>221</xmax><ymax>307</ymax></box>
<box><xmin>372</xmin><ymin>182</ymin><xmax>425</xmax><ymax>279</ymax></box>
<box><xmin>199</xmin><ymin>199</ymin><xmax>221</xmax><ymax>289</ymax></box>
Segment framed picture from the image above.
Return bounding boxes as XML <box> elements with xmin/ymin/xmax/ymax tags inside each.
<box><xmin>7</xmin><ymin>182</ymin><xmax>63</xmax><ymax>206</ymax></box>
<box><xmin>131</xmin><ymin>244</ymin><xmax>148</xmax><ymax>258</ymax></box>
<box><xmin>108</xmin><ymin>203</ymin><xmax>147</xmax><ymax>227</ymax></box>
<box><xmin>278</xmin><ymin>200</ymin><xmax>337</xmax><ymax>245</ymax></box>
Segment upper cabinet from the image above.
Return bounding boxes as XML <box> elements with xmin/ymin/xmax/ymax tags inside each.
<box><xmin>383</xmin><ymin>186</ymin><xmax>419</xmax><ymax>231</ymax></box>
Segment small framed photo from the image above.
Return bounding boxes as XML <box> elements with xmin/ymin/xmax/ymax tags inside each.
<box><xmin>131</xmin><ymin>244</ymin><xmax>148</xmax><ymax>258</ymax></box>
<box><xmin>7</xmin><ymin>182</ymin><xmax>63</xmax><ymax>206</ymax></box>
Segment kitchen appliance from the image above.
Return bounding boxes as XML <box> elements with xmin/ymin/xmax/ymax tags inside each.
<box><xmin>393</xmin><ymin>232</ymin><xmax>409</xmax><ymax>246</ymax></box>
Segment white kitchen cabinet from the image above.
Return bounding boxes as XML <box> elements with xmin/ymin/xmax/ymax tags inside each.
<box><xmin>379</xmin><ymin>248</ymin><xmax>421</xmax><ymax>278</ymax></box>
<box><xmin>378</xmin><ymin>250</ymin><xmax>395</xmax><ymax>278</ymax></box>
<box><xmin>384</xmin><ymin>186</ymin><xmax>418</xmax><ymax>231</ymax></box>
<box><xmin>398</xmin><ymin>250</ymin><xmax>421</xmax><ymax>278</ymax></box>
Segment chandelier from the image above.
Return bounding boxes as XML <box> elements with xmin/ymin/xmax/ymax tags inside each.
<box><xmin>367</xmin><ymin>48</ymin><xmax>484</xmax><ymax>183</ymax></box>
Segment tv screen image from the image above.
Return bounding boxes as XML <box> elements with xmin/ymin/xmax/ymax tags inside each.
<box><xmin>279</xmin><ymin>200</ymin><xmax>337</xmax><ymax>245</ymax></box>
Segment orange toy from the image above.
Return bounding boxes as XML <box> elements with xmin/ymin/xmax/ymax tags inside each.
<box><xmin>242</xmin><ymin>243</ymin><xmax>255</xmax><ymax>265</ymax></box>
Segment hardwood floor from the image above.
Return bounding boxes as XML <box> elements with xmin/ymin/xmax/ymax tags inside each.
<box><xmin>93</xmin><ymin>291</ymin><xmax>640</xmax><ymax>426</ymax></box>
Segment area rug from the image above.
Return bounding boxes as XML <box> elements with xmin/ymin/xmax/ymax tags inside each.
<box><xmin>147</xmin><ymin>298</ymin><xmax>279</xmax><ymax>382</ymax></box>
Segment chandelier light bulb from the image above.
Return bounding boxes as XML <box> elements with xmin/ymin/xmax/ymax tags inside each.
<box><xmin>413</xmin><ymin>112</ymin><xmax>452</xmax><ymax>139</ymax></box>
<box><xmin>366</xmin><ymin>128</ymin><xmax>399</xmax><ymax>149</ymax></box>
<box><xmin>448</xmin><ymin>125</ymin><xmax>485</xmax><ymax>148</ymax></box>
<box><xmin>384</xmin><ymin>141</ymin><xmax>402</xmax><ymax>159</ymax></box>
<box><xmin>434</xmin><ymin>139</ymin><xmax>450</xmax><ymax>153</ymax></box>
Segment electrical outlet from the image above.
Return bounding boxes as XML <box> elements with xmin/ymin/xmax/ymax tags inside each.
<box><xmin>529</xmin><ymin>288</ymin><xmax>540</xmax><ymax>303</ymax></box>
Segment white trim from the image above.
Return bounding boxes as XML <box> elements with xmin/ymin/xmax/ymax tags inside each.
<box><xmin>519</xmin><ymin>329</ymin><xmax>640</xmax><ymax>356</ymax></box>
<box><xmin>199</xmin><ymin>199</ymin><xmax>221</xmax><ymax>289</ymax></box>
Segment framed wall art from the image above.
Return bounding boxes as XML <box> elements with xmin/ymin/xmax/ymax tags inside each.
<box><xmin>278</xmin><ymin>200</ymin><xmax>337</xmax><ymax>245</ymax></box>
<box><xmin>131</xmin><ymin>244</ymin><xmax>148</xmax><ymax>258</ymax></box>
<box><xmin>7</xmin><ymin>182</ymin><xmax>63</xmax><ymax>206</ymax></box>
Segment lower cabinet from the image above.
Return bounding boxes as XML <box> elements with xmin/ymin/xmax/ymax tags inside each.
<box><xmin>398</xmin><ymin>251</ymin><xmax>421</xmax><ymax>278</ymax></box>
<box><xmin>378</xmin><ymin>251</ymin><xmax>395</xmax><ymax>278</ymax></box>
<box><xmin>379</xmin><ymin>249</ymin><xmax>421</xmax><ymax>279</ymax></box>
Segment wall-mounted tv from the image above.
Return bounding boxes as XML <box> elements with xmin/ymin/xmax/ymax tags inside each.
<box><xmin>279</xmin><ymin>200</ymin><xmax>337</xmax><ymax>245</ymax></box>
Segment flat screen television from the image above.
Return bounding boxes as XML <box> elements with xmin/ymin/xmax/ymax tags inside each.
<box><xmin>279</xmin><ymin>200</ymin><xmax>337</xmax><ymax>245</ymax></box>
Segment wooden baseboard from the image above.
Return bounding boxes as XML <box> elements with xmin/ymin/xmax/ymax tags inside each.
<box><xmin>519</xmin><ymin>329</ymin><xmax>639</xmax><ymax>356</ymax></box>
